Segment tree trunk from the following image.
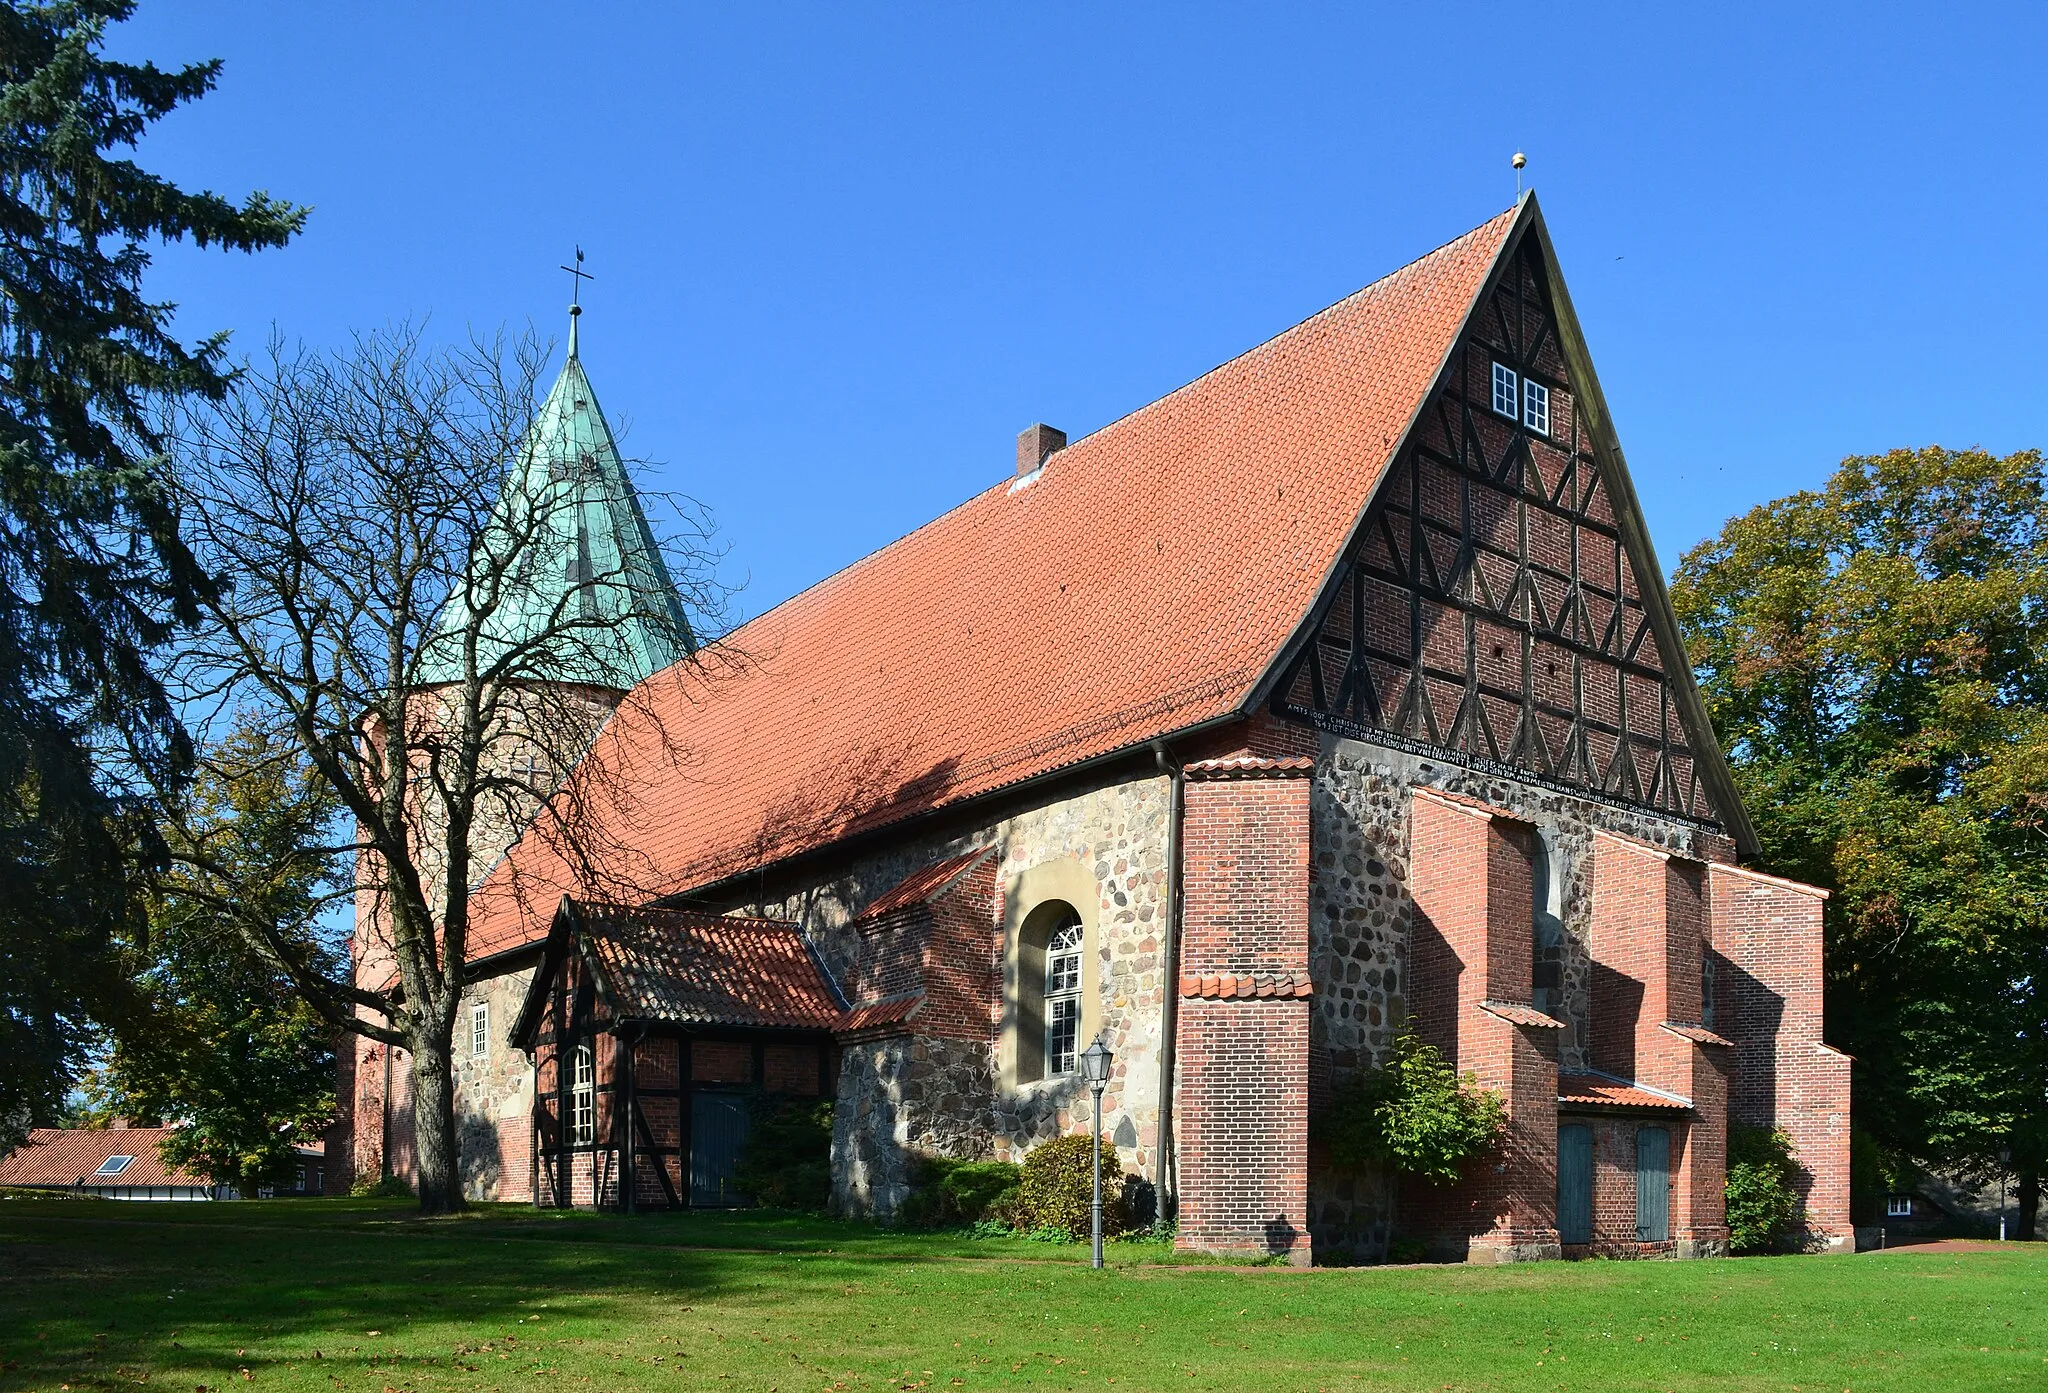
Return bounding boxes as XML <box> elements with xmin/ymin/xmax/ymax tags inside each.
<box><xmin>2016</xmin><ymin>1171</ymin><xmax>2040</xmax><ymax>1241</ymax></box>
<box><xmin>410</xmin><ymin>1033</ymin><xmax>466</xmax><ymax>1214</ymax></box>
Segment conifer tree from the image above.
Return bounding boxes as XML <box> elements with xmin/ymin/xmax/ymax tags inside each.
<box><xmin>0</xmin><ymin>0</ymin><xmax>302</xmax><ymax>1141</ymax></box>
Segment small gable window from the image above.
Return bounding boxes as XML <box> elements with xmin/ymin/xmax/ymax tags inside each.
<box><xmin>94</xmin><ymin>1155</ymin><xmax>134</xmax><ymax>1177</ymax></box>
<box><xmin>1887</xmin><ymin>1195</ymin><xmax>1913</xmax><ymax>1217</ymax></box>
<box><xmin>1491</xmin><ymin>361</ymin><xmax>1518</xmax><ymax>419</ymax></box>
<box><xmin>1523</xmin><ymin>379</ymin><xmax>1551</xmax><ymax>436</ymax></box>
<box><xmin>470</xmin><ymin>1000</ymin><xmax>489</xmax><ymax>1058</ymax></box>
<box><xmin>571</xmin><ymin>1043</ymin><xmax>595</xmax><ymax>1145</ymax></box>
<box><xmin>1045</xmin><ymin>917</ymin><xmax>1084</xmax><ymax>1077</ymax></box>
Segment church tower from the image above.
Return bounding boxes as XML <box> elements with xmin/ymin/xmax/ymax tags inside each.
<box><xmin>340</xmin><ymin>290</ymin><xmax>695</xmax><ymax>1195</ymax></box>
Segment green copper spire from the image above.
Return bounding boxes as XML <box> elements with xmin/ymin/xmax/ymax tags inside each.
<box><xmin>420</xmin><ymin>314</ymin><xmax>696</xmax><ymax>690</ymax></box>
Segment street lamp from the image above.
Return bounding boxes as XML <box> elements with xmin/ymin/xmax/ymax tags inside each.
<box><xmin>1079</xmin><ymin>1036</ymin><xmax>1114</xmax><ymax>1270</ymax></box>
<box><xmin>2000</xmin><ymin>1145</ymin><xmax>2013</xmax><ymax>1242</ymax></box>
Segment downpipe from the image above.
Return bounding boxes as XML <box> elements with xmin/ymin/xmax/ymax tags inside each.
<box><xmin>1151</xmin><ymin>740</ymin><xmax>1185</xmax><ymax>1219</ymax></box>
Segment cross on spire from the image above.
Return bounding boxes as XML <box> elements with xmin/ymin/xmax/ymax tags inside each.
<box><xmin>560</xmin><ymin>246</ymin><xmax>594</xmax><ymax>357</ymax></box>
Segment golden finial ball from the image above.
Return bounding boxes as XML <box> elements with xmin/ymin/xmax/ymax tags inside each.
<box><xmin>1512</xmin><ymin>151</ymin><xmax>1526</xmax><ymax>171</ymax></box>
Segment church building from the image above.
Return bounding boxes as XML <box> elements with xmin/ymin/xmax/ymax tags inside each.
<box><xmin>336</xmin><ymin>194</ymin><xmax>1850</xmax><ymax>1263</ymax></box>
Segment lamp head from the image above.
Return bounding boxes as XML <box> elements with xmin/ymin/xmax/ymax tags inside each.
<box><xmin>1079</xmin><ymin>1036</ymin><xmax>1113</xmax><ymax>1088</ymax></box>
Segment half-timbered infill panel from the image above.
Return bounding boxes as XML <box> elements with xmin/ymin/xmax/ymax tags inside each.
<box><xmin>1276</xmin><ymin>234</ymin><xmax>1723</xmax><ymax>827</ymax></box>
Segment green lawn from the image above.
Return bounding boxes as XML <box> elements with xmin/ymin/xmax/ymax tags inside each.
<box><xmin>2</xmin><ymin>1197</ymin><xmax>2042</xmax><ymax>1392</ymax></box>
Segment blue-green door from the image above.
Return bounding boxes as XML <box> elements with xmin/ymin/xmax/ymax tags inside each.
<box><xmin>1558</xmin><ymin>1124</ymin><xmax>1593</xmax><ymax>1244</ymax></box>
<box><xmin>690</xmin><ymin>1093</ymin><xmax>752</xmax><ymax>1206</ymax></box>
<box><xmin>1635</xmin><ymin>1126</ymin><xmax>1670</xmax><ymax>1242</ymax></box>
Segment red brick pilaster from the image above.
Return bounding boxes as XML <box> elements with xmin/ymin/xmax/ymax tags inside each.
<box><xmin>1405</xmin><ymin>789</ymin><xmax>1561</xmax><ymax>1263</ymax></box>
<box><xmin>1708</xmin><ymin>863</ymin><xmax>1851</xmax><ymax>1252</ymax></box>
<box><xmin>1173</xmin><ymin>757</ymin><xmax>1312</xmax><ymax>1265</ymax></box>
<box><xmin>1589</xmin><ymin>833</ymin><xmax>1730</xmax><ymax>1253</ymax></box>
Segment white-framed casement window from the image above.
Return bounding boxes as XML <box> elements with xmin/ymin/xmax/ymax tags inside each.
<box><xmin>1887</xmin><ymin>1195</ymin><xmax>1913</xmax><ymax>1217</ymax></box>
<box><xmin>1522</xmin><ymin>378</ymin><xmax>1551</xmax><ymax>436</ymax></box>
<box><xmin>1491</xmin><ymin>361</ymin><xmax>1518</xmax><ymax>419</ymax></box>
<box><xmin>470</xmin><ymin>1000</ymin><xmax>489</xmax><ymax>1058</ymax></box>
<box><xmin>571</xmin><ymin>1043</ymin><xmax>595</xmax><ymax>1145</ymax></box>
<box><xmin>1044</xmin><ymin>918</ymin><xmax>1085</xmax><ymax>1077</ymax></box>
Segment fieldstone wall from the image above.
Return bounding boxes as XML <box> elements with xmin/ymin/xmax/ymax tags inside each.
<box><xmin>763</xmin><ymin>770</ymin><xmax>1173</xmax><ymax>1218</ymax></box>
<box><xmin>452</xmin><ymin>966</ymin><xmax>537</xmax><ymax>1202</ymax></box>
<box><xmin>1307</xmin><ymin>732</ymin><xmax>1723</xmax><ymax>1261</ymax></box>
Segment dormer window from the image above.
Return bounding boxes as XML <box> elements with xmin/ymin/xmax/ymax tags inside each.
<box><xmin>1523</xmin><ymin>379</ymin><xmax>1551</xmax><ymax>436</ymax></box>
<box><xmin>1491</xmin><ymin>362</ymin><xmax>1518</xmax><ymax>419</ymax></box>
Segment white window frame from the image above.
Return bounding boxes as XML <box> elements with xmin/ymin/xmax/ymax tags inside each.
<box><xmin>470</xmin><ymin>1000</ymin><xmax>490</xmax><ymax>1058</ymax></box>
<box><xmin>1522</xmin><ymin>378</ymin><xmax>1551</xmax><ymax>436</ymax></box>
<box><xmin>94</xmin><ymin>1154</ymin><xmax>134</xmax><ymax>1177</ymax></box>
<box><xmin>1043</xmin><ymin>918</ymin><xmax>1084</xmax><ymax>1078</ymax></box>
<box><xmin>1887</xmin><ymin>1195</ymin><xmax>1913</xmax><ymax>1217</ymax></box>
<box><xmin>1491</xmin><ymin>361</ymin><xmax>1518</xmax><ymax>419</ymax></box>
<box><xmin>571</xmin><ymin>1043</ymin><xmax>595</xmax><ymax>1145</ymax></box>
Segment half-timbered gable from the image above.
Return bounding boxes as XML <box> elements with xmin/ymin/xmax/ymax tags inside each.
<box><xmin>1272</xmin><ymin>220</ymin><xmax>1747</xmax><ymax>840</ymax></box>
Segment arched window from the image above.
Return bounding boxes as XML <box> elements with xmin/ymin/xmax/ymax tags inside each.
<box><xmin>1044</xmin><ymin>916</ymin><xmax>1085</xmax><ymax>1077</ymax></box>
<box><xmin>571</xmin><ymin>1043</ymin><xmax>595</xmax><ymax>1145</ymax></box>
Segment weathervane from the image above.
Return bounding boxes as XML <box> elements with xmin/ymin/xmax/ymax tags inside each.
<box><xmin>561</xmin><ymin>246</ymin><xmax>594</xmax><ymax>357</ymax></box>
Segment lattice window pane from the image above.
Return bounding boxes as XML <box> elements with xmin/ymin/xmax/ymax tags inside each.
<box><xmin>1044</xmin><ymin>918</ymin><xmax>1084</xmax><ymax>1076</ymax></box>
<box><xmin>470</xmin><ymin>1001</ymin><xmax>489</xmax><ymax>1057</ymax></box>
<box><xmin>1491</xmin><ymin>361</ymin><xmax>1518</xmax><ymax>418</ymax></box>
<box><xmin>571</xmin><ymin>1044</ymin><xmax>595</xmax><ymax>1145</ymax></box>
<box><xmin>1523</xmin><ymin>379</ymin><xmax>1550</xmax><ymax>435</ymax></box>
<box><xmin>1046</xmin><ymin>997</ymin><xmax>1079</xmax><ymax>1078</ymax></box>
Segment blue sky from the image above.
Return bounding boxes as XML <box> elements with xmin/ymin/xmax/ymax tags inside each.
<box><xmin>115</xmin><ymin>4</ymin><xmax>2047</xmax><ymax>626</ymax></box>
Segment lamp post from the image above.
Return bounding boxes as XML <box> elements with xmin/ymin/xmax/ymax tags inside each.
<box><xmin>1079</xmin><ymin>1036</ymin><xmax>1114</xmax><ymax>1270</ymax></box>
<box><xmin>2000</xmin><ymin>1145</ymin><xmax>2012</xmax><ymax>1242</ymax></box>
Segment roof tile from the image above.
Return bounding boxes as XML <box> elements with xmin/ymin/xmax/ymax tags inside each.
<box><xmin>579</xmin><ymin>904</ymin><xmax>846</xmax><ymax>1031</ymax></box>
<box><xmin>0</xmin><ymin>1127</ymin><xmax>210</xmax><ymax>1189</ymax></box>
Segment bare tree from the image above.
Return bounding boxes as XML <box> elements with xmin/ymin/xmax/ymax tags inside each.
<box><xmin>159</xmin><ymin>325</ymin><xmax>726</xmax><ymax>1212</ymax></box>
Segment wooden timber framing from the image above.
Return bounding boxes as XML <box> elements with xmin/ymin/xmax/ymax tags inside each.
<box><xmin>1264</xmin><ymin>195</ymin><xmax>1756</xmax><ymax>851</ymax></box>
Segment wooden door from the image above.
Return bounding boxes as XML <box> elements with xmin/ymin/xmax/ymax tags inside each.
<box><xmin>1557</xmin><ymin>1123</ymin><xmax>1593</xmax><ymax>1244</ymax></box>
<box><xmin>1635</xmin><ymin>1125</ymin><xmax>1670</xmax><ymax>1242</ymax></box>
<box><xmin>690</xmin><ymin>1093</ymin><xmax>752</xmax><ymax>1207</ymax></box>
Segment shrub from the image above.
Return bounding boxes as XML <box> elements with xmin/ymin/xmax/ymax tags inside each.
<box><xmin>350</xmin><ymin>1174</ymin><xmax>414</xmax><ymax>1199</ymax></box>
<box><xmin>733</xmin><ymin>1095</ymin><xmax>834</xmax><ymax>1211</ymax></box>
<box><xmin>1725</xmin><ymin>1123</ymin><xmax>1803</xmax><ymax>1254</ymax></box>
<box><xmin>1014</xmin><ymin>1134</ymin><xmax>1128</xmax><ymax>1239</ymax></box>
<box><xmin>898</xmin><ymin>1155</ymin><xmax>1021</xmax><ymax>1228</ymax></box>
<box><xmin>1317</xmin><ymin>1029</ymin><xmax>1508</xmax><ymax>1183</ymax></box>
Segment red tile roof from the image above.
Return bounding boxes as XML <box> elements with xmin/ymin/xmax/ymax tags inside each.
<box><xmin>577</xmin><ymin>903</ymin><xmax>847</xmax><ymax>1030</ymax></box>
<box><xmin>1180</xmin><ymin>970</ymin><xmax>1314</xmax><ymax>1000</ymax></box>
<box><xmin>1480</xmin><ymin>1000</ymin><xmax>1567</xmax><ymax>1029</ymax></box>
<box><xmin>1557</xmin><ymin>1073</ymin><xmax>1692</xmax><ymax>1111</ymax></box>
<box><xmin>1661</xmin><ymin>1022</ymin><xmax>1734</xmax><ymax>1048</ymax></box>
<box><xmin>852</xmin><ymin>848</ymin><xmax>993</xmax><ymax>923</ymax></box>
<box><xmin>0</xmin><ymin>1127</ymin><xmax>211</xmax><ymax>1190</ymax></box>
<box><xmin>470</xmin><ymin>203</ymin><xmax>1523</xmax><ymax>957</ymax></box>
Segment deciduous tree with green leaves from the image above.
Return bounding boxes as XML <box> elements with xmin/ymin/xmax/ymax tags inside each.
<box><xmin>0</xmin><ymin>0</ymin><xmax>301</xmax><ymax>1143</ymax></box>
<box><xmin>89</xmin><ymin>723</ymin><xmax>340</xmax><ymax>1198</ymax></box>
<box><xmin>1673</xmin><ymin>446</ymin><xmax>2048</xmax><ymax>1238</ymax></box>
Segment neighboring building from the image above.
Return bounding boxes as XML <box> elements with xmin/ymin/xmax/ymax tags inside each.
<box><xmin>338</xmin><ymin>194</ymin><xmax>1851</xmax><ymax>1263</ymax></box>
<box><xmin>0</xmin><ymin>1126</ymin><xmax>225</xmax><ymax>1201</ymax></box>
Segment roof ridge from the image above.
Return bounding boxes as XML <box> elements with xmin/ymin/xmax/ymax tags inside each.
<box><xmin>704</xmin><ymin>204</ymin><xmax>1522</xmax><ymax>649</ymax></box>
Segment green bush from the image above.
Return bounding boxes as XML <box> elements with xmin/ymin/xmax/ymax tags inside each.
<box><xmin>1014</xmin><ymin>1134</ymin><xmax>1128</xmax><ymax>1239</ymax></box>
<box><xmin>898</xmin><ymin>1155</ymin><xmax>1021</xmax><ymax>1228</ymax></box>
<box><xmin>349</xmin><ymin>1174</ymin><xmax>414</xmax><ymax>1199</ymax></box>
<box><xmin>1317</xmin><ymin>1029</ymin><xmax>1508</xmax><ymax>1183</ymax></box>
<box><xmin>733</xmin><ymin>1095</ymin><xmax>834</xmax><ymax>1211</ymax></box>
<box><xmin>1726</xmin><ymin>1123</ymin><xmax>1803</xmax><ymax>1254</ymax></box>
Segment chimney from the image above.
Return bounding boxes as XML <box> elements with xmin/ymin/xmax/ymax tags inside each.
<box><xmin>1016</xmin><ymin>423</ymin><xmax>1066</xmax><ymax>477</ymax></box>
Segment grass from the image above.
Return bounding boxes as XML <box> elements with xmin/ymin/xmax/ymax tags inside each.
<box><xmin>1</xmin><ymin>1197</ymin><xmax>2043</xmax><ymax>1391</ymax></box>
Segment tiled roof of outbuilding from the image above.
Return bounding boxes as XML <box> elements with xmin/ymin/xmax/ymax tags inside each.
<box><xmin>469</xmin><ymin>202</ymin><xmax>1524</xmax><ymax>957</ymax></box>
<box><xmin>0</xmin><ymin>1127</ymin><xmax>211</xmax><ymax>1189</ymax></box>
<box><xmin>577</xmin><ymin>903</ymin><xmax>847</xmax><ymax>1031</ymax></box>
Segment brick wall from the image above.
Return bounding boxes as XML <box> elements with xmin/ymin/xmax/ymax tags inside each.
<box><xmin>1587</xmin><ymin>833</ymin><xmax>1729</xmax><ymax>1254</ymax></box>
<box><xmin>1173</xmin><ymin>760</ymin><xmax>1312</xmax><ymax>1263</ymax></box>
<box><xmin>1405</xmin><ymin>789</ymin><xmax>1561</xmax><ymax>1262</ymax></box>
<box><xmin>1708</xmin><ymin>863</ymin><xmax>1850</xmax><ymax>1251</ymax></box>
